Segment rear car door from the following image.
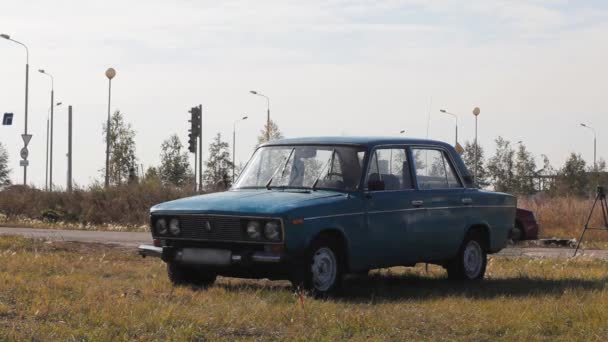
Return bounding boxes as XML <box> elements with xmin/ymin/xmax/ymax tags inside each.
<box><xmin>409</xmin><ymin>147</ymin><xmax>468</xmax><ymax>261</ymax></box>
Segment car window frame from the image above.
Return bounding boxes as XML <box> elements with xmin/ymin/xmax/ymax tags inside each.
<box><xmin>363</xmin><ymin>144</ymin><xmax>416</xmax><ymax>193</ymax></box>
<box><xmin>409</xmin><ymin>145</ymin><xmax>466</xmax><ymax>190</ymax></box>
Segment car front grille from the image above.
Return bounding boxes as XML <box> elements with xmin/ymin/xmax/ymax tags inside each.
<box><xmin>178</xmin><ymin>215</ymin><xmax>244</xmax><ymax>241</ymax></box>
<box><xmin>151</xmin><ymin>215</ymin><xmax>283</xmax><ymax>243</ymax></box>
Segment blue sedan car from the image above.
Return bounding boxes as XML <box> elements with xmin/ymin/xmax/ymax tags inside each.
<box><xmin>139</xmin><ymin>137</ymin><xmax>516</xmax><ymax>296</ymax></box>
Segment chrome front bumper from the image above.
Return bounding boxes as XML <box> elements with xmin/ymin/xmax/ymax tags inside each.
<box><xmin>138</xmin><ymin>244</ymin><xmax>282</xmax><ymax>265</ymax></box>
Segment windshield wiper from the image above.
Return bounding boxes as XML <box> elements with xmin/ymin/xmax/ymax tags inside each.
<box><xmin>265</xmin><ymin>148</ymin><xmax>295</xmax><ymax>190</ymax></box>
<box><xmin>312</xmin><ymin>149</ymin><xmax>336</xmax><ymax>191</ymax></box>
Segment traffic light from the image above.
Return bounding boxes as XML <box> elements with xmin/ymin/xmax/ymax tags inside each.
<box><xmin>188</xmin><ymin>106</ymin><xmax>201</xmax><ymax>153</ymax></box>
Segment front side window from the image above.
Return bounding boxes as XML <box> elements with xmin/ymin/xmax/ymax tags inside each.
<box><xmin>412</xmin><ymin>148</ymin><xmax>462</xmax><ymax>189</ymax></box>
<box><xmin>366</xmin><ymin>147</ymin><xmax>413</xmax><ymax>190</ymax></box>
<box><xmin>234</xmin><ymin>145</ymin><xmax>366</xmax><ymax>191</ymax></box>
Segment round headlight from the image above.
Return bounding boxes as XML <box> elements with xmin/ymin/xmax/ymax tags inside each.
<box><xmin>155</xmin><ymin>218</ymin><xmax>168</xmax><ymax>235</ymax></box>
<box><xmin>263</xmin><ymin>221</ymin><xmax>281</xmax><ymax>241</ymax></box>
<box><xmin>246</xmin><ymin>221</ymin><xmax>262</xmax><ymax>239</ymax></box>
<box><xmin>169</xmin><ymin>218</ymin><xmax>180</xmax><ymax>235</ymax></box>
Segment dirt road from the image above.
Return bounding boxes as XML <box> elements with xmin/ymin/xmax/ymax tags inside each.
<box><xmin>1</xmin><ymin>226</ymin><xmax>607</xmax><ymax>259</ymax></box>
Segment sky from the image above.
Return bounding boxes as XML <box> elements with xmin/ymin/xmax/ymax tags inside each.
<box><xmin>1</xmin><ymin>0</ymin><xmax>607</xmax><ymax>188</ymax></box>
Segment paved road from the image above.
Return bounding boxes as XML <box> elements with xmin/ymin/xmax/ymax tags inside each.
<box><xmin>1</xmin><ymin>226</ymin><xmax>607</xmax><ymax>259</ymax></box>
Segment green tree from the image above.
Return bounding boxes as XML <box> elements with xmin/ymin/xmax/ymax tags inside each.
<box><xmin>462</xmin><ymin>140</ymin><xmax>488</xmax><ymax>187</ymax></box>
<box><xmin>102</xmin><ymin>110</ymin><xmax>137</xmax><ymax>185</ymax></box>
<box><xmin>0</xmin><ymin>142</ymin><xmax>10</xmax><ymax>186</ymax></box>
<box><xmin>203</xmin><ymin>133</ymin><xmax>234</xmax><ymax>191</ymax></box>
<box><xmin>143</xmin><ymin>166</ymin><xmax>161</xmax><ymax>184</ymax></box>
<box><xmin>257</xmin><ymin>119</ymin><xmax>284</xmax><ymax>146</ymax></box>
<box><xmin>158</xmin><ymin>134</ymin><xmax>193</xmax><ymax>186</ymax></box>
<box><xmin>513</xmin><ymin>143</ymin><xmax>536</xmax><ymax>195</ymax></box>
<box><xmin>555</xmin><ymin>153</ymin><xmax>588</xmax><ymax>196</ymax></box>
<box><xmin>487</xmin><ymin>137</ymin><xmax>516</xmax><ymax>192</ymax></box>
<box><xmin>538</xmin><ymin>154</ymin><xmax>557</xmax><ymax>193</ymax></box>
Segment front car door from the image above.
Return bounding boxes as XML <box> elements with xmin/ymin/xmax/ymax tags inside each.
<box><xmin>363</xmin><ymin>146</ymin><xmax>422</xmax><ymax>267</ymax></box>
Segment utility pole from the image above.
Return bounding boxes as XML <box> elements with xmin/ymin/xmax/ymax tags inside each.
<box><xmin>188</xmin><ymin>106</ymin><xmax>202</xmax><ymax>192</ymax></box>
<box><xmin>45</xmin><ymin>118</ymin><xmax>49</xmax><ymax>190</ymax></box>
<box><xmin>67</xmin><ymin>105</ymin><xmax>73</xmax><ymax>192</ymax></box>
<box><xmin>39</xmin><ymin>69</ymin><xmax>55</xmax><ymax>190</ymax></box>
<box><xmin>105</xmin><ymin>68</ymin><xmax>116</xmax><ymax>188</ymax></box>
<box><xmin>198</xmin><ymin>105</ymin><xmax>203</xmax><ymax>192</ymax></box>
<box><xmin>1</xmin><ymin>34</ymin><xmax>30</xmax><ymax>185</ymax></box>
<box><xmin>473</xmin><ymin>107</ymin><xmax>481</xmax><ymax>185</ymax></box>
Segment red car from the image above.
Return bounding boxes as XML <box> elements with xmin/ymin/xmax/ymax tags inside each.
<box><xmin>511</xmin><ymin>208</ymin><xmax>539</xmax><ymax>241</ymax></box>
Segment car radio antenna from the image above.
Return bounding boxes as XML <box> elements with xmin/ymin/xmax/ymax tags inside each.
<box><xmin>573</xmin><ymin>186</ymin><xmax>608</xmax><ymax>257</ymax></box>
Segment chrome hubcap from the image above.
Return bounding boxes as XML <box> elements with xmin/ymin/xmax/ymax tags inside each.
<box><xmin>463</xmin><ymin>241</ymin><xmax>483</xmax><ymax>278</ymax></box>
<box><xmin>311</xmin><ymin>247</ymin><xmax>337</xmax><ymax>292</ymax></box>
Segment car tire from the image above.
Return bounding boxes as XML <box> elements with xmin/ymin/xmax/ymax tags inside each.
<box><xmin>167</xmin><ymin>262</ymin><xmax>217</xmax><ymax>288</ymax></box>
<box><xmin>510</xmin><ymin>221</ymin><xmax>525</xmax><ymax>242</ymax></box>
<box><xmin>446</xmin><ymin>231</ymin><xmax>487</xmax><ymax>280</ymax></box>
<box><xmin>291</xmin><ymin>238</ymin><xmax>344</xmax><ymax>297</ymax></box>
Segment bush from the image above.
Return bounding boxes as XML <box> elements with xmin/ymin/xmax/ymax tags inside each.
<box><xmin>0</xmin><ymin>182</ymin><xmax>199</xmax><ymax>226</ymax></box>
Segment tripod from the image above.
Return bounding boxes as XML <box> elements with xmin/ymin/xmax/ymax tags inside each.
<box><xmin>573</xmin><ymin>186</ymin><xmax>608</xmax><ymax>257</ymax></box>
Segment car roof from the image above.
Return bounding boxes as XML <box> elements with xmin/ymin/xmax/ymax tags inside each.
<box><xmin>262</xmin><ymin>136</ymin><xmax>454</xmax><ymax>149</ymax></box>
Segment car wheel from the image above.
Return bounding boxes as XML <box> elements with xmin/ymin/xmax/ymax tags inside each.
<box><xmin>167</xmin><ymin>262</ymin><xmax>217</xmax><ymax>288</ymax></box>
<box><xmin>510</xmin><ymin>221</ymin><xmax>525</xmax><ymax>242</ymax></box>
<box><xmin>446</xmin><ymin>231</ymin><xmax>487</xmax><ymax>280</ymax></box>
<box><xmin>291</xmin><ymin>238</ymin><xmax>344</xmax><ymax>297</ymax></box>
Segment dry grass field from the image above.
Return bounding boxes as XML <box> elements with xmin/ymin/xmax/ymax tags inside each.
<box><xmin>519</xmin><ymin>196</ymin><xmax>608</xmax><ymax>242</ymax></box>
<box><xmin>1</xmin><ymin>236</ymin><xmax>608</xmax><ymax>341</ymax></box>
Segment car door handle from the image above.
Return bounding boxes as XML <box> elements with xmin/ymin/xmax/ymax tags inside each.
<box><xmin>461</xmin><ymin>198</ymin><xmax>473</xmax><ymax>205</ymax></box>
<box><xmin>411</xmin><ymin>200</ymin><xmax>424</xmax><ymax>207</ymax></box>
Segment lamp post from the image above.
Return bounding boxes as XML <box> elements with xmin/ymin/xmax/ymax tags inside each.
<box><xmin>1</xmin><ymin>33</ymin><xmax>29</xmax><ymax>185</ymax></box>
<box><xmin>105</xmin><ymin>68</ymin><xmax>116</xmax><ymax>188</ymax></box>
<box><xmin>233</xmin><ymin>115</ymin><xmax>248</xmax><ymax>183</ymax></box>
<box><xmin>39</xmin><ymin>69</ymin><xmax>56</xmax><ymax>190</ymax></box>
<box><xmin>45</xmin><ymin>102</ymin><xmax>62</xmax><ymax>191</ymax></box>
<box><xmin>472</xmin><ymin>107</ymin><xmax>481</xmax><ymax>185</ymax></box>
<box><xmin>439</xmin><ymin>109</ymin><xmax>458</xmax><ymax>146</ymax></box>
<box><xmin>249</xmin><ymin>90</ymin><xmax>270</xmax><ymax>142</ymax></box>
<box><xmin>580</xmin><ymin>123</ymin><xmax>597</xmax><ymax>171</ymax></box>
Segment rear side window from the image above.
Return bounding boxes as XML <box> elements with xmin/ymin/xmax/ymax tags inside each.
<box><xmin>366</xmin><ymin>147</ymin><xmax>414</xmax><ymax>190</ymax></box>
<box><xmin>412</xmin><ymin>148</ymin><xmax>462</xmax><ymax>189</ymax></box>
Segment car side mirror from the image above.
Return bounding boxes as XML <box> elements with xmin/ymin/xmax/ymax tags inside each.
<box><xmin>367</xmin><ymin>179</ymin><xmax>385</xmax><ymax>191</ymax></box>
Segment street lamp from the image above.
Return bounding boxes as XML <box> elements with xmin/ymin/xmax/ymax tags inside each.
<box><xmin>439</xmin><ymin>109</ymin><xmax>458</xmax><ymax>146</ymax></box>
<box><xmin>249</xmin><ymin>90</ymin><xmax>270</xmax><ymax>142</ymax></box>
<box><xmin>399</xmin><ymin>130</ymin><xmax>406</xmax><ymax>134</ymax></box>
<box><xmin>472</xmin><ymin>107</ymin><xmax>481</xmax><ymax>185</ymax></box>
<box><xmin>39</xmin><ymin>69</ymin><xmax>56</xmax><ymax>190</ymax></box>
<box><xmin>580</xmin><ymin>123</ymin><xmax>597</xmax><ymax>171</ymax></box>
<box><xmin>105</xmin><ymin>68</ymin><xmax>116</xmax><ymax>188</ymax></box>
<box><xmin>233</xmin><ymin>115</ymin><xmax>248</xmax><ymax>183</ymax></box>
<box><xmin>45</xmin><ymin>102</ymin><xmax>62</xmax><ymax>191</ymax></box>
<box><xmin>1</xmin><ymin>33</ymin><xmax>30</xmax><ymax>185</ymax></box>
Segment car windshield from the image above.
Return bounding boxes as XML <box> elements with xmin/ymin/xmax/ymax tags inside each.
<box><xmin>234</xmin><ymin>145</ymin><xmax>366</xmax><ymax>191</ymax></box>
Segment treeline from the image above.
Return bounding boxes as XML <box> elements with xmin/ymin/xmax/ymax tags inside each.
<box><xmin>0</xmin><ymin>110</ymin><xmax>285</xmax><ymax>226</ymax></box>
<box><xmin>97</xmin><ymin>110</ymin><xmax>284</xmax><ymax>192</ymax></box>
<box><xmin>463</xmin><ymin>137</ymin><xmax>607</xmax><ymax>197</ymax></box>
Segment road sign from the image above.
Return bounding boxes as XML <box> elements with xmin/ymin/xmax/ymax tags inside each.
<box><xmin>22</xmin><ymin>134</ymin><xmax>32</xmax><ymax>147</ymax></box>
<box><xmin>20</xmin><ymin>147</ymin><xmax>29</xmax><ymax>160</ymax></box>
<box><xmin>19</xmin><ymin>160</ymin><xmax>29</xmax><ymax>167</ymax></box>
<box><xmin>2</xmin><ymin>113</ymin><xmax>13</xmax><ymax>125</ymax></box>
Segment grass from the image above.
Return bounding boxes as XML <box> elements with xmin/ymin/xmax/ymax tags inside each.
<box><xmin>2</xmin><ymin>236</ymin><xmax>608</xmax><ymax>340</ymax></box>
<box><xmin>519</xmin><ymin>196</ymin><xmax>608</xmax><ymax>242</ymax></box>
